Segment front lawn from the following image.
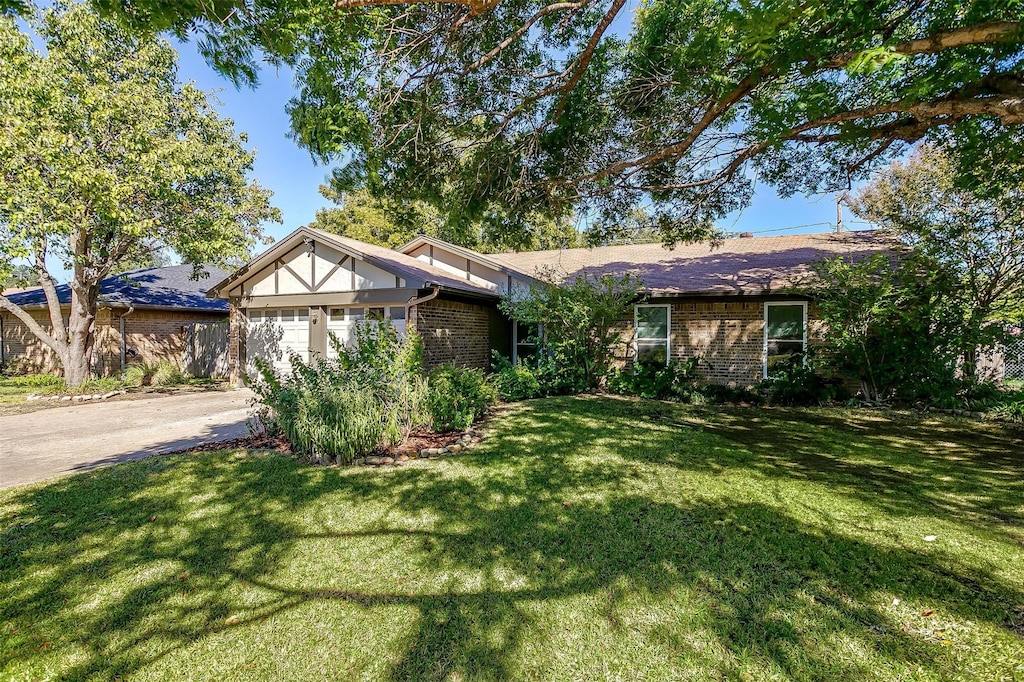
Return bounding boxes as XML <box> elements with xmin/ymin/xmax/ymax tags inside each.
<box><xmin>1</xmin><ymin>397</ymin><xmax>1021</xmax><ymax>681</ymax></box>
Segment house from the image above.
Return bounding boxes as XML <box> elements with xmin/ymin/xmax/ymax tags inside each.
<box><xmin>209</xmin><ymin>227</ymin><xmax>891</xmax><ymax>386</ymax></box>
<box><xmin>1</xmin><ymin>265</ymin><xmax>230</xmax><ymax>376</ymax></box>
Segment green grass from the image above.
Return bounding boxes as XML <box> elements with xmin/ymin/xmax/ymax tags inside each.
<box><xmin>1</xmin><ymin>397</ymin><xmax>1022</xmax><ymax>681</ymax></box>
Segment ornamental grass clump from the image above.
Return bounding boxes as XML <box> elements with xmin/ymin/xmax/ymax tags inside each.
<box><xmin>249</xmin><ymin>321</ymin><xmax>429</xmax><ymax>464</ymax></box>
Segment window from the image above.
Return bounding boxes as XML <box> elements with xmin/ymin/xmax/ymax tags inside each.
<box><xmin>280</xmin><ymin>309</ymin><xmax>294</xmax><ymax>322</ymax></box>
<box><xmin>329</xmin><ymin>308</ymin><xmax>345</xmax><ymax>321</ymax></box>
<box><xmin>249</xmin><ymin>310</ymin><xmax>263</xmax><ymax>322</ymax></box>
<box><xmin>635</xmin><ymin>305</ymin><xmax>670</xmax><ymax>365</ymax></box>
<box><xmin>368</xmin><ymin>307</ymin><xmax>386</xmax><ymax>320</ymax></box>
<box><xmin>514</xmin><ymin>322</ymin><xmax>540</xmax><ymax>363</ymax></box>
<box><xmin>389</xmin><ymin>306</ymin><xmax>406</xmax><ymax>320</ymax></box>
<box><xmin>296</xmin><ymin>309</ymin><xmax>309</xmax><ymax>322</ymax></box>
<box><xmin>348</xmin><ymin>308</ymin><xmax>365</xmax><ymax>321</ymax></box>
<box><xmin>764</xmin><ymin>302</ymin><xmax>807</xmax><ymax>377</ymax></box>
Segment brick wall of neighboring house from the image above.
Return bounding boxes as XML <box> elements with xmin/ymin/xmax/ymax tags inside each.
<box><xmin>0</xmin><ymin>307</ymin><xmax>225</xmax><ymax>377</ymax></box>
<box><xmin>413</xmin><ymin>297</ymin><xmax>494</xmax><ymax>370</ymax></box>
<box><xmin>611</xmin><ymin>298</ymin><xmax>826</xmax><ymax>387</ymax></box>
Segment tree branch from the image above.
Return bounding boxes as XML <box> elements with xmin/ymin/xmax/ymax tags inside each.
<box><xmin>0</xmin><ymin>295</ymin><xmax>65</xmax><ymax>357</ymax></box>
<box><xmin>553</xmin><ymin>0</ymin><xmax>626</xmax><ymax>121</ymax></box>
<box><xmin>34</xmin><ymin>247</ymin><xmax>68</xmax><ymax>346</ymax></box>
<box><xmin>823</xmin><ymin>21</ymin><xmax>1023</xmax><ymax>69</ymax></box>
<box><xmin>335</xmin><ymin>0</ymin><xmax>501</xmax><ymax>16</ymax></box>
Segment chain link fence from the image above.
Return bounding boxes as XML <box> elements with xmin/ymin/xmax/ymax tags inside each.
<box><xmin>1003</xmin><ymin>335</ymin><xmax>1024</xmax><ymax>382</ymax></box>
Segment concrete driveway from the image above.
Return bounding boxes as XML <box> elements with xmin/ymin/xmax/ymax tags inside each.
<box><xmin>0</xmin><ymin>389</ymin><xmax>253</xmax><ymax>490</ymax></box>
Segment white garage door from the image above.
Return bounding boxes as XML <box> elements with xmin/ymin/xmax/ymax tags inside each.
<box><xmin>246</xmin><ymin>308</ymin><xmax>310</xmax><ymax>375</ymax></box>
<box><xmin>325</xmin><ymin>306</ymin><xmax>407</xmax><ymax>360</ymax></box>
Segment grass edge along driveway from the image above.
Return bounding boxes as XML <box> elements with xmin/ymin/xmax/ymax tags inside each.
<box><xmin>1</xmin><ymin>396</ymin><xmax>1021</xmax><ymax>681</ymax></box>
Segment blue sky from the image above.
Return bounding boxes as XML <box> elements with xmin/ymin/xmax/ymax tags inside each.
<box><xmin>175</xmin><ymin>40</ymin><xmax>872</xmax><ymax>249</ymax></box>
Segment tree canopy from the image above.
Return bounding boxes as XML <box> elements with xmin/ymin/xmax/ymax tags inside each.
<box><xmin>850</xmin><ymin>144</ymin><xmax>1024</xmax><ymax>378</ymax></box>
<box><xmin>0</xmin><ymin>3</ymin><xmax>280</xmax><ymax>385</ymax></box>
<box><xmin>310</xmin><ymin>186</ymin><xmax>582</xmax><ymax>252</ymax></box>
<box><xmin>91</xmin><ymin>0</ymin><xmax>1024</xmax><ymax>244</ymax></box>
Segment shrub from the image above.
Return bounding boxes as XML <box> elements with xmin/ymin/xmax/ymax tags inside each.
<box><xmin>78</xmin><ymin>377</ymin><xmax>123</xmax><ymax>394</ymax></box>
<box><xmin>4</xmin><ymin>373</ymin><xmax>65</xmax><ymax>389</ymax></box>
<box><xmin>427</xmin><ymin>364</ymin><xmax>496</xmax><ymax>431</ymax></box>
<box><xmin>500</xmin><ymin>270</ymin><xmax>643</xmax><ymax>394</ymax></box>
<box><xmin>607</xmin><ymin>360</ymin><xmax>697</xmax><ymax>401</ymax></box>
<box><xmin>248</xmin><ymin>323</ymin><xmax>429</xmax><ymax>464</ymax></box>
<box><xmin>151</xmin><ymin>361</ymin><xmax>187</xmax><ymax>386</ymax></box>
<box><xmin>123</xmin><ymin>363</ymin><xmax>150</xmax><ymax>387</ymax></box>
<box><xmin>490</xmin><ymin>354</ymin><xmax>542</xmax><ymax>401</ymax></box>
<box><xmin>756</xmin><ymin>360</ymin><xmax>847</xmax><ymax>406</ymax></box>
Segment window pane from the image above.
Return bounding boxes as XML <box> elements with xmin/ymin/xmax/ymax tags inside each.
<box><xmin>330</xmin><ymin>308</ymin><xmax>345</xmax><ymax>321</ymax></box>
<box><xmin>636</xmin><ymin>306</ymin><xmax>668</xmax><ymax>340</ymax></box>
<box><xmin>516</xmin><ymin>344</ymin><xmax>537</xmax><ymax>361</ymax></box>
<box><xmin>297</xmin><ymin>309</ymin><xmax>309</xmax><ymax>322</ymax></box>
<box><xmin>767</xmin><ymin>304</ymin><xmax>804</xmax><ymax>340</ymax></box>
<box><xmin>280</xmin><ymin>309</ymin><xmax>294</xmax><ymax>322</ymax></box>
<box><xmin>516</xmin><ymin>322</ymin><xmax>537</xmax><ymax>345</ymax></box>
<box><xmin>348</xmin><ymin>308</ymin><xmax>364</xmax><ymax>321</ymax></box>
<box><xmin>389</xmin><ymin>306</ymin><xmax>406</xmax><ymax>320</ymax></box>
<box><xmin>637</xmin><ymin>341</ymin><xmax>668</xmax><ymax>365</ymax></box>
<box><xmin>766</xmin><ymin>340</ymin><xmax>805</xmax><ymax>374</ymax></box>
<box><xmin>368</xmin><ymin>307</ymin><xmax>385</xmax><ymax>320</ymax></box>
<box><xmin>249</xmin><ymin>311</ymin><xmax>263</xmax><ymax>322</ymax></box>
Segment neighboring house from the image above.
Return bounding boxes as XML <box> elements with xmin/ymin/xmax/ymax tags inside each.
<box><xmin>209</xmin><ymin>227</ymin><xmax>891</xmax><ymax>386</ymax></box>
<box><xmin>1</xmin><ymin>265</ymin><xmax>229</xmax><ymax>376</ymax></box>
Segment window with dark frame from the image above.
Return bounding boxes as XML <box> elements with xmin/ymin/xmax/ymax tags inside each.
<box><xmin>764</xmin><ymin>302</ymin><xmax>807</xmax><ymax>377</ymax></box>
<box><xmin>635</xmin><ymin>305</ymin><xmax>670</xmax><ymax>366</ymax></box>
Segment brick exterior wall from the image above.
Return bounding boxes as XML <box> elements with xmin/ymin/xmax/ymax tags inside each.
<box><xmin>413</xmin><ymin>297</ymin><xmax>493</xmax><ymax>370</ymax></box>
<box><xmin>611</xmin><ymin>298</ymin><xmax>826</xmax><ymax>387</ymax></box>
<box><xmin>0</xmin><ymin>307</ymin><xmax>225</xmax><ymax>377</ymax></box>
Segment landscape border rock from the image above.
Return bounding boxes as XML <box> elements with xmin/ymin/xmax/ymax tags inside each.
<box><xmin>354</xmin><ymin>426</ymin><xmax>485</xmax><ymax>467</ymax></box>
<box><xmin>26</xmin><ymin>390</ymin><xmax>127</xmax><ymax>403</ymax></box>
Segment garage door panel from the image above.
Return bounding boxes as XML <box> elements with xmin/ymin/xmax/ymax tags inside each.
<box><xmin>246</xmin><ymin>308</ymin><xmax>310</xmax><ymax>375</ymax></box>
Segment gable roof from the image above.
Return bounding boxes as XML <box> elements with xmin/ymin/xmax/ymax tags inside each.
<box><xmin>398</xmin><ymin>234</ymin><xmax>541</xmax><ymax>282</ymax></box>
<box><xmin>4</xmin><ymin>265</ymin><xmax>230</xmax><ymax>312</ymax></box>
<box><xmin>207</xmin><ymin>227</ymin><xmax>501</xmax><ymax>300</ymax></box>
<box><xmin>487</xmin><ymin>230</ymin><xmax>894</xmax><ymax>296</ymax></box>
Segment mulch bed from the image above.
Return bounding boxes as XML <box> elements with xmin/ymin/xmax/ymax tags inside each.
<box><xmin>170</xmin><ymin>429</ymin><xmax>467</xmax><ymax>458</ymax></box>
<box><xmin>173</xmin><ymin>433</ymin><xmax>292</xmax><ymax>455</ymax></box>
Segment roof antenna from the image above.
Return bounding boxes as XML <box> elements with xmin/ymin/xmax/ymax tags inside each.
<box><xmin>835</xmin><ymin>166</ymin><xmax>852</xmax><ymax>234</ymax></box>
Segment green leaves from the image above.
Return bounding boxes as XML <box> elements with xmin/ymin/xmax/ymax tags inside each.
<box><xmin>0</xmin><ymin>2</ymin><xmax>280</xmax><ymax>384</ymax></box>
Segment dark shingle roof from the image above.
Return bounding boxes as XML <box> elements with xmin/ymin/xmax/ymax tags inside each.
<box><xmin>489</xmin><ymin>231</ymin><xmax>894</xmax><ymax>295</ymax></box>
<box><xmin>4</xmin><ymin>265</ymin><xmax>230</xmax><ymax>312</ymax></box>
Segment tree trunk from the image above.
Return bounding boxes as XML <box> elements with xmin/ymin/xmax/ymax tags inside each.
<box><xmin>63</xmin><ymin>281</ymin><xmax>101</xmax><ymax>387</ymax></box>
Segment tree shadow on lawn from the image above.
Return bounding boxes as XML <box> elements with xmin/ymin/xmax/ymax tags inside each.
<box><xmin>0</xmin><ymin>397</ymin><xmax>1021</xmax><ymax>680</ymax></box>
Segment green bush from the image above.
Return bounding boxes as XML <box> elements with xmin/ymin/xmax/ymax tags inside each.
<box><xmin>151</xmin><ymin>361</ymin><xmax>187</xmax><ymax>386</ymax></box>
<box><xmin>3</xmin><ymin>372</ymin><xmax>65</xmax><ymax>387</ymax></box>
<box><xmin>78</xmin><ymin>377</ymin><xmax>123</xmax><ymax>394</ymax></box>
<box><xmin>427</xmin><ymin>364</ymin><xmax>496</xmax><ymax>431</ymax></box>
<box><xmin>123</xmin><ymin>364</ymin><xmax>150</xmax><ymax>387</ymax></box>
<box><xmin>489</xmin><ymin>354</ymin><xmax>542</xmax><ymax>401</ymax></box>
<box><xmin>499</xmin><ymin>271</ymin><xmax>643</xmax><ymax>394</ymax></box>
<box><xmin>249</xmin><ymin>323</ymin><xmax>429</xmax><ymax>464</ymax></box>
<box><xmin>756</xmin><ymin>360</ymin><xmax>847</xmax><ymax>406</ymax></box>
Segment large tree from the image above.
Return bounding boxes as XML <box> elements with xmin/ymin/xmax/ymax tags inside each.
<box><xmin>850</xmin><ymin>144</ymin><xmax>1024</xmax><ymax>380</ymax></box>
<box><xmin>93</xmin><ymin>0</ymin><xmax>1024</xmax><ymax>244</ymax></box>
<box><xmin>311</xmin><ymin>185</ymin><xmax>582</xmax><ymax>251</ymax></box>
<box><xmin>0</xmin><ymin>3</ymin><xmax>280</xmax><ymax>386</ymax></box>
